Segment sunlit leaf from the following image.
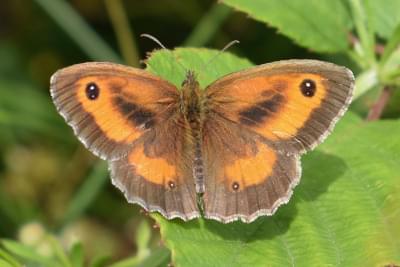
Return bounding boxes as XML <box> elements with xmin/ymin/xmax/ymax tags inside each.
<box><xmin>222</xmin><ymin>0</ymin><xmax>352</xmax><ymax>52</ymax></box>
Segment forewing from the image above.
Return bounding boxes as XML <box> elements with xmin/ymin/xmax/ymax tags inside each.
<box><xmin>50</xmin><ymin>62</ymin><xmax>179</xmax><ymax>160</ymax></box>
<box><xmin>205</xmin><ymin>59</ymin><xmax>354</xmax><ymax>154</ymax></box>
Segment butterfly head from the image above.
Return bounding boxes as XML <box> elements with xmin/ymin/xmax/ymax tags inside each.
<box><xmin>181</xmin><ymin>70</ymin><xmax>201</xmax><ymax>102</ymax></box>
<box><xmin>180</xmin><ymin>70</ymin><xmax>202</xmax><ymax>122</ymax></box>
<box><xmin>181</xmin><ymin>70</ymin><xmax>199</xmax><ymax>88</ymax></box>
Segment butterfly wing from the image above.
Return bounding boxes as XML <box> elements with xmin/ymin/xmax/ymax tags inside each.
<box><xmin>51</xmin><ymin>62</ymin><xmax>200</xmax><ymax>220</ymax></box>
<box><xmin>205</xmin><ymin>59</ymin><xmax>354</xmax><ymax>154</ymax></box>
<box><xmin>202</xmin><ymin>59</ymin><xmax>354</xmax><ymax>222</ymax></box>
<box><xmin>50</xmin><ymin>62</ymin><xmax>179</xmax><ymax>160</ymax></box>
<box><xmin>110</xmin><ymin>115</ymin><xmax>200</xmax><ymax>220</ymax></box>
<box><xmin>202</xmin><ymin>117</ymin><xmax>300</xmax><ymax>223</ymax></box>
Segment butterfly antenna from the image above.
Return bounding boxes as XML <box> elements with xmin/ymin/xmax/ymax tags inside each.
<box><xmin>140</xmin><ymin>33</ymin><xmax>168</xmax><ymax>49</ymax></box>
<box><xmin>140</xmin><ymin>33</ymin><xmax>187</xmax><ymax>76</ymax></box>
<box><xmin>197</xmin><ymin>40</ymin><xmax>240</xmax><ymax>84</ymax></box>
<box><xmin>205</xmin><ymin>40</ymin><xmax>240</xmax><ymax>67</ymax></box>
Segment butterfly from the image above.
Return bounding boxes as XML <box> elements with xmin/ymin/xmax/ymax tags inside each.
<box><xmin>50</xmin><ymin>54</ymin><xmax>354</xmax><ymax>223</ymax></box>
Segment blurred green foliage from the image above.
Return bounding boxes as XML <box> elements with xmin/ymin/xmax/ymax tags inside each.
<box><xmin>0</xmin><ymin>0</ymin><xmax>399</xmax><ymax>266</ymax></box>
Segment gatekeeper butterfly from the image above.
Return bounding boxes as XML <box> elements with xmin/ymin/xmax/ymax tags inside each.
<box><xmin>50</xmin><ymin>50</ymin><xmax>354</xmax><ymax>223</ymax></box>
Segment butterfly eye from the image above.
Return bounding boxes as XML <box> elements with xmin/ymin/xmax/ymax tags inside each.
<box><xmin>86</xmin><ymin>82</ymin><xmax>100</xmax><ymax>100</ymax></box>
<box><xmin>300</xmin><ymin>79</ymin><xmax>316</xmax><ymax>97</ymax></box>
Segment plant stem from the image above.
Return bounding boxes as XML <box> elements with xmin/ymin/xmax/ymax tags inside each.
<box><xmin>348</xmin><ymin>0</ymin><xmax>376</xmax><ymax>66</ymax></box>
<box><xmin>184</xmin><ymin>3</ymin><xmax>231</xmax><ymax>46</ymax></box>
<box><xmin>366</xmin><ymin>86</ymin><xmax>392</xmax><ymax>121</ymax></box>
<box><xmin>104</xmin><ymin>0</ymin><xmax>140</xmax><ymax>67</ymax></box>
<box><xmin>380</xmin><ymin>23</ymin><xmax>400</xmax><ymax>66</ymax></box>
<box><xmin>34</xmin><ymin>0</ymin><xmax>122</xmax><ymax>62</ymax></box>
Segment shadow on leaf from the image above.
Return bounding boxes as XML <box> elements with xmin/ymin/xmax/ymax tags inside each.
<box><xmin>299</xmin><ymin>150</ymin><xmax>347</xmax><ymax>201</ymax></box>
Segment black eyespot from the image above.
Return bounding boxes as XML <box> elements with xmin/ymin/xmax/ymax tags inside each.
<box><xmin>300</xmin><ymin>79</ymin><xmax>316</xmax><ymax>97</ymax></box>
<box><xmin>86</xmin><ymin>82</ymin><xmax>99</xmax><ymax>100</ymax></box>
<box><xmin>168</xmin><ymin>181</ymin><xmax>176</xmax><ymax>189</ymax></box>
<box><xmin>232</xmin><ymin>182</ymin><xmax>240</xmax><ymax>191</ymax></box>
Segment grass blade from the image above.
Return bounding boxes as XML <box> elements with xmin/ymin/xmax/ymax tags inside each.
<box><xmin>104</xmin><ymin>0</ymin><xmax>140</xmax><ymax>67</ymax></box>
<box><xmin>184</xmin><ymin>3</ymin><xmax>231</xmax><ymax>46</ymax></box>
<box><xmin>34</xmin><ymin>0</ymin><xmax>122</xmax><ymax>62</ymax></box>
<box><xmin>0</xmin><ymin>248</ymin><xmax>22</xmax><ymax>267</ymax></box>
<box><xmin>61</xmin><ymin>161</ymin><xmax>109</xmax><ymax>226</ymax></box>
<box><xmin>1</xmin><ymin>239</ymin><xmax>54</xmax><ymax>266</ymax></box>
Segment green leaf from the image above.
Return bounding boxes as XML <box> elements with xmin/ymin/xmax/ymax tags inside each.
<box><xmin>1</xmin><ymin>239</ymin><xmax>54</xmax><ymax>266</ymax></box>
<box><xmin>222</xmin><ymin>0</ymin><xmax>352</xmax><ymax>52</ymax></box>
<box><xmin>69</xmin><ymin>243</ymin><xmax>84</xmax><ymax>267</ymax></box>
<box><xmin>89</xmin><ymin>255</ymin><xmax>110</xmax><ymax>267</ymax></box>
<box><xmin>61</xmin><ymin>161</ymin><xmax>109</xmax><ymax>227</ymax></box>
<box><xmin>46</xmin><ymin>236</ymin><xmax>72</xmax><ymax>267</ymax></box>
<box><xmin>0</xmin><ymin>258</ymin><xmax>16</xmax><ymax>267</ymax></box>
<box><xmin>106</xmin><ymin>247</ymin><xmax>170</xmax><ymax>267</ymax></box>
<box><xmin>135</xmin><ymin>247</ymin><xmax>170</xmax><ymax>267</ymax></box>
<box><xmin>106</xmin><ymin>256</ymin><xmax>141</xmax><ymax>267</ymax></box>
<box><xmin>146</xmin><ymin>48</ymin><xmax>252</xmax><ymax>89</ymax></box>
<box><xmin>367</xmin><ymin>0</ymin><xmax>400</xmax><ymax>39</ymax></box>
<box><xmin>0</xmin><ymin>249</ymin><xmax>21</xmax><ymax>267</ymax></box>
<box><xmin>107</xmin><ymin>220</ymin><xmax>151</xmax><ymax>267</ymax></box>
<box><xmin>145</xmin><ymin>49</ymin><xmax>400</xmax><ymax>267</ymax></box>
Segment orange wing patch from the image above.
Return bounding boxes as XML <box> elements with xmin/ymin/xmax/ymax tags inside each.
<box><xmin>225</xmin><ymin>143</ymin><xmax>277</xmax><ymax>191</ymax></box>
<box><xmin>50</xmin><ymin>62</ymin><xmax>179</xmax><ymax>160</ymax></box>
<box><xmin>210</xmin><ymin>73</ymin><xmax>327</xmax><ymax>141</ymax></box>
<box><xmin>202</xmin><ymin>121</ymin><xmax>300</xmax><ymax>223</ymax></box>
<box><xmin>238</xmin><ymin>73</ymin><xmax>326</xmax><ymax>140</ymax></box>
<box><xmin>75</xmin><ymin>77</ymin><xmax>144</xmax><ymax>143</ymax></box>
<box><xmin>128</xmin><ymin>142</ymin><xmax>177</xmax><ymax>188</ymax></box>
<box><xmin>206</xmin><ymin>60</ymin><xmax>354</xmax><ymax>155</ymax></box>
